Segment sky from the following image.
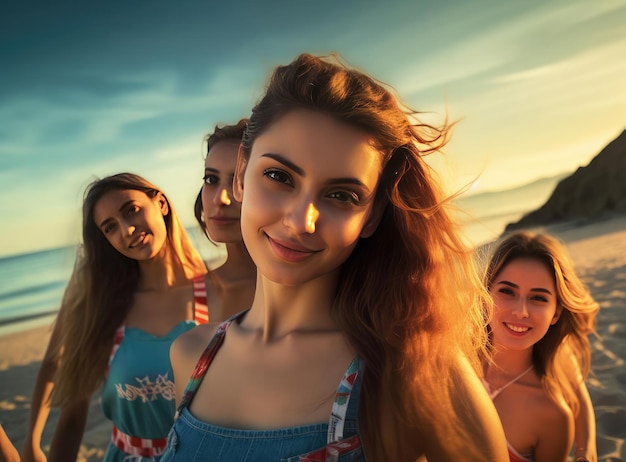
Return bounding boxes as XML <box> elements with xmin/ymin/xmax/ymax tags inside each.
<box><xmin>1</xmin><ymin>0</ymin><xmax>625</xmax><ymax>257</ymax></box>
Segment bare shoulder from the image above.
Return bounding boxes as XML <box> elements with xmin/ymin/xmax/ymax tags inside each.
<box><xmin>535</xmin><ymin>388</ymin><xmax>572</xmax><ymax>428</ymax></box>
<box><xmin>170</xmin><ymin>322</ymin><xmax>222</xmax><ymax>403</ymax></box>
<box><xmin>171</xmin><ymin>322</ymin><xmax>221</xmax><ymax>360</ymax></box>
<box><xmin>532</xmin><ymin>390</ymin><xmax>574</xmax><ymax>461</ymax></box>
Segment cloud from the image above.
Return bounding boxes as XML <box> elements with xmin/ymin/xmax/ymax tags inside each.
<box><xmin>391</xmin><ymin>0</ymin><xmax>625</xmax><ymax>99</ymax></box>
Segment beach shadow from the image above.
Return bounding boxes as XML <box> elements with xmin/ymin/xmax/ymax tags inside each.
<box><xmin>0</xmin><ymin>360</ymin><xmax>108</xmax><ymax>460</ymax></box>
<box><xmin>585</xmin><ymin>260</ymin><xmax>626</xmax><ymax>462</ymax></box>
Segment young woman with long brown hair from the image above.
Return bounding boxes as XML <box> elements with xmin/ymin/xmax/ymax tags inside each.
<box><xmin>161</xmin><ymin>53</ymin><xmax>508</xmax><ymax>461</ymax></box>
<box><xmin>482</xmin><ymin>231</ymin><xmax>598</xmax><ymax>462</ymax></box>
<box><xmin>192</xmin><ymin>119</ymin><xmax>257</xmax><ymax>322</ymax></box>
<box><xmin>22</xmin><ymin>173</ymin><xmax>209</xmax><ymax>461</ymax></box>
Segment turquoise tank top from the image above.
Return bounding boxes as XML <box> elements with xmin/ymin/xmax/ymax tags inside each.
<box><xmin>100</xmin><ymin>276</ymin><xmax>208</xmax><ymax>461</ymax></box>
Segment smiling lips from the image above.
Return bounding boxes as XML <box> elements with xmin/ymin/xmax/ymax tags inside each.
<box><xmin>268</xmin><ymin>236</ymin><xmax>319</xmax><ymax>262</ymax></box>
<box><xmin>504</xmin><ymin>322</ymin><xmax>531</xmax><ymax>334</ymax></box>
<box><xmin>129</xmin><ymin>233</ymin><xmax>147</xmax><ymax>249</ymax></box>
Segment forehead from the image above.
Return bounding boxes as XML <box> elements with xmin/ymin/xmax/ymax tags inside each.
<box><xmin>93</xmin><ymin>189</ymin><xmax>149</xmax><ymax>221</ymax></box>
<box><xmin>251</xmin><ymin>109</ymin><xmax>382</xmax><ymax>184</ymax></box>
<box><xmin>497</xmin><ymin>257</ymin><xmax>555</xmax><ymax>288</ymax></box>
<box><xmin>206</xmin><ymin>140</ymin><xmax>240</xmax><ymax>170</ymax></box>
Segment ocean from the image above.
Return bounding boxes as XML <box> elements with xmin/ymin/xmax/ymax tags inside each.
<box><xmin>0</xmin><ymin>174</ymin><xmax>563</xmax><ymax>336</ymax></box>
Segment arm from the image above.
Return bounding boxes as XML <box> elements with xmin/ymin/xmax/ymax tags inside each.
<box><xmin>46</xmin><ymin>398</ymin><xmax>90</xmax><ymax>462</ymax></box>
<box><xmin>573</xmin><ymin>382</ymin><xmax>597</xmax><ymax>462</ymax></box>
<box><xmin>0</xmin><ymin>425</ymin><xmax>20</xmax><ymax>462</ymax></box>
<box><xmin>23</xmin><ymin>254</ymin><xmax>85</xmax><ymax>462</ymax></box>
<box><xmin>21</xmin><ymin>323</ymin><xmax>64</xmax><ymax>462</ymax></box>
<box><xmin>533</xmin><ymin>401</ymin><xmax>574</xmax><ymax>462</ymax></box>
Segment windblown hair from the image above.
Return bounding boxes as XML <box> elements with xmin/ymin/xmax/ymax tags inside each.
<box><xmin>241</xmin><ymin>53</ymin><xmax>491</xmax><ymax>460</ymax></box>
<box><xmin>194</xmin><ymin>119</ymin><xmax>249</xmax><ymax>236</ymax></box>
<box><xmin>51</xmin><ymin>173</ymin><xmax>207</xmax><ymax>406</ymax></box>
<box><xmin>484</xmin><ymin>231</ymin><xmax>598</xmax><ymax>414</ymax></box>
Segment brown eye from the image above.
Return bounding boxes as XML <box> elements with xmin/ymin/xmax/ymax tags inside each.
<box><xmin>328</xmin><ymin>190</ymin><xmax>359</xmax><ymax>204</ymax></box>
<box><xmin>264</xmin><ymin>169</ymin><xmax>293</xmax><ymax>186</ymax></box>
<box><xmin>203</xmin><ymin>174</ymin><xmax>219</xmax><ymax>185</ymax></box>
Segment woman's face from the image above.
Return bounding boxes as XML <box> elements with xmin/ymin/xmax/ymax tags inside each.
<box><xmin>201</xmin><ymin>139</ymin><xmax>243</xmax><ymax>244</ymax></box>
<box><xmin>489</xmin><ymin>257</ymin><xmax>561</xmax><ymax>352</ymax></box>
<box><xmin>93</xmin><ymin>189</ymin><xmax>168</xmax><ymax>260</ymax></box>
<box><xmin>234</xmin><ymin>109</ymin><xmax>382</xmax><ymax>286</ymax></box>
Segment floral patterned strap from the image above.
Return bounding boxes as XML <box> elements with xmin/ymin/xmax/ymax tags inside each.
<box><xmin>174</xmin><ymin>320</ymin><xmax>231</xmax><ymax>419</ymax></box>
<box><xmin>327</xmin><ymin>357</ymin><xmax>360</xmax><ymax>444</ymax></box>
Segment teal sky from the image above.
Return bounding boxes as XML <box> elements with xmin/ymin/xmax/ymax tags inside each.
<box><xmin>1</xmin><ymin>0</ymin><xmax>625</xmax><ymax>257</ymax></box>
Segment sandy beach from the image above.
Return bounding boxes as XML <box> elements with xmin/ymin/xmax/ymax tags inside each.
<box><xmin>1</xmin><ymin>216</ymin><xmax>625</xmax><ymax>461</ymax></box>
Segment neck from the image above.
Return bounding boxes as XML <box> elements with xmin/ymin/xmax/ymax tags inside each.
<box><xmin>242</xmin><ymin>270</ymin><xmax>341</xmax><ymax>343</ymax></box>
<box><xmin>213</xmin><ymin>241</ymin><xmax>257</xmax><ymax>283</ymax></box>
<box><xmin>490</xmin><ymin>344</ymin><xmax>534</xmax><ymax>377</ymax></box>
<box><xmin>137</xmin><ymin>244</ymin><xmax>187</xmax><ymax>291</ymax></box>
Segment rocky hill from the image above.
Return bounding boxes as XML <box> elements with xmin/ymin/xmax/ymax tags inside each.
<box><xmin>505</xmin><ymin>129</ymin><xmax>626</xmax><ymax>231</ymax></box>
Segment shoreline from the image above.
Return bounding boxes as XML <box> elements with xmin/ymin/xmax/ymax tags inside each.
<box><xmin>0</xmin><ymin>215</ymin><xmax>624</xmax><ymax>461</ymax></box>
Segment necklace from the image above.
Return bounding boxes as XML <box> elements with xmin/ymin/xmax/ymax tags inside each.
<box><xmin>485</xmin><ymin>365</ymin><xmax>534</xmax><ymax>399</ymax></box>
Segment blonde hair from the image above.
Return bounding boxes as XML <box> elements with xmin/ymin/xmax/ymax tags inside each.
<box><xmin>484</xmin><ymin>231</ymin><xmax>598</xmax><ymax>413</ymax></box>
<box><xmin>51</xmin><ymin>173</ymin><xmax>207</xmax><ymax>406</ymax></box>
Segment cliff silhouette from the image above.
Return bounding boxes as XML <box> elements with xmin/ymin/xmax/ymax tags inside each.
<box><xmin>505</xmin><ymin>129</ymin><xmax>626</xmax><ymax>231</ymax></box>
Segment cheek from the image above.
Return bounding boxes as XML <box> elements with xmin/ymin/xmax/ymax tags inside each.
<box><xmin>491</xmin><ymin>298</ymin><xmax>510</xmax><ymax>318</ymax></box>
<box><xmin>149</xmin><ymin>210</ymin><xmax>168</xmax><ymax>239</ymax></box>
<box><xmin>201</xmin><ymin>186</ymin><xmax>211</xmax><ymax>212</ymax></box>
<box><xmin>103</xmin><ymin>234</ymin><xmax>125</xmax><ymax>254</ymax></box>
<box><xmin>332</xmin><ymin>216</ymin><xmax>368</xmax><ymax>247</ymax></box>
<box><xmin>239</xmin><ymin>189</ymin><xmax>269</xmax><ymax>233</ymax></box>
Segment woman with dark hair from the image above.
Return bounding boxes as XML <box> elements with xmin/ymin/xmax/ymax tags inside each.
<box><xmin>482</xmin><ymin>231</ymin><xmax>598</xmax><ymax>462</ymax></box>
<box><xmin>163</xmin><ymin>53</ymin><xmax>508</xmax><ymax>461</ymax></box>
<box><xmin>192</xmin><ymin>119</ymin><xmax>256</xmax><ymax>322</ymax></box>
<box><xmin>22</xmin><ymin>173</ymin><xmax>209</xmax><ymax>461</ymax></box>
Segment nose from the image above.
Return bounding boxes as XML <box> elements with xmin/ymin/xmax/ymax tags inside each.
<box><xmin>511</xmin><ymin>299</ymin><xmax>529</xmax><ymax>319</ymax></box>
<box><xmin>214</xmin><ymin>186</ymin><xmax>232</xmax><ymax>206</ymax></box>
<box><xmin>284</xmin><ymin>201</ymin><xmax>320</xmax><ymax>234</ymax></box>
<box><xmin>305</xmin><ymin>203</ymin><xmax>320</xmax><ymax>234</ymax></box>
<box><xmin>123</xmin><ymin>222</ymin><xmax>136</xmax><ymax>237</ymax></box>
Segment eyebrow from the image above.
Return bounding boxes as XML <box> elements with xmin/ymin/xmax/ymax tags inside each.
<box><xmin>262</xmin><ymin>153</ymin><xmax>304</xmax><ymax>176</ymax></box>
<box><xmin>98</xmin><ymin>200</ymin><xmax>135</xmax><ymax>228</ymax></box>
<box><xmin>496</xmin><ymin>280</ymin><xmax>553</xmax><ymax>295</ymax></box>
<box><xmin>261</xmin><ymin>152</ymin><xmax>370</xmax><ymax>192</ymax></box>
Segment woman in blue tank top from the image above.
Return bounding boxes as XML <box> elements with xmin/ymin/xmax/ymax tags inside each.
<box><xmin>163</xmin><ymin>53</ymin><xmax>509</xmax><ymax>461</ymax></box>
<box><xmin>22</xmin><ymin>159</ymin><xmax>255</xmax><ymax>461</ymax></box>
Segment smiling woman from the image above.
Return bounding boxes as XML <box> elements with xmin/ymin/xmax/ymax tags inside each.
<box><xmin>93</xmin><ymin>189</ymin><xmax>170</xmax><ymax>260</ymax></box>
<box><xmin>21</xmin><ymin>173</ymin><xmax>212</xmax><ymax>462</ymax></box>
<box><xmin>162</xmin><ymin>53</ymin><xmax>509</xmax><ymax>462</ymax></box>
<box><xmin>483</xmin><ymin>231</ymin><xmax>600</xmax><ymax>462</ymax></box>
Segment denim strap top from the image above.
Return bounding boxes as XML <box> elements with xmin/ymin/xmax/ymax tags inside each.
<box><xmin>162</xmin><ymin>310</ymin><xmax>365</xmax><ymax>462</ymax></box>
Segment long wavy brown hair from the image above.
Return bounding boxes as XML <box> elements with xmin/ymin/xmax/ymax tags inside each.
<box><xmin>484</xmin><ymin>231</ymin><xmax>598</xmax><ymax>414</ymax></box>
<box><xmin>240</xmin><ymin>53</ymin><xmax>492</xmax><ymax>461</ymax></box>
<box><xmin>194</xmin><ymin>119</ymin><xmax>249</xmax><ymax>236</ymax></box>
<box><xmin>51</xmin><ymin>173</ymin><xmax>207</xmax><ymax>406</ymax></box>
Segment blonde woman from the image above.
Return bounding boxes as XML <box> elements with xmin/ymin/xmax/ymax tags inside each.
<box><xmin>483</xmin><ymin>231</ymin><xmax>598</xmax><ymax>462</ymax></box>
